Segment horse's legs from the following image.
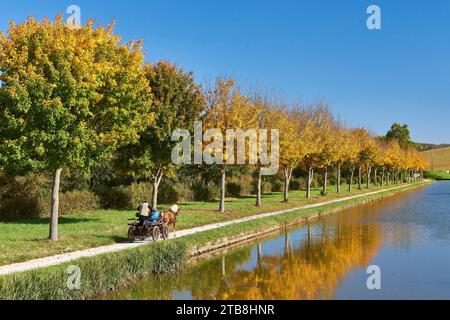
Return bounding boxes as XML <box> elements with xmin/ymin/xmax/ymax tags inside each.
<box><xmin>173</xmin><ymin>222</ymin><xmax>177</xmax><ymax>235</ymax></box>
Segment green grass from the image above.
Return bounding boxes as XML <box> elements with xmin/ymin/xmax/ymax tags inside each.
<box><xmin>0</xmin><ymin>181</ymin><xmax>430</xmax><ymax>300</ymax></box>
<box><xmin>0</xmin><ymin>182</ymin><xmax>426</xmax><ymax>266</ymax></box>
<box><xmin>0</xmin><ymin>240</ymin><xmax>187</xmax><ymax>300</ymax></box>
<box><xmin>424</xmin><ymin>171</ymin><xmax>450</xmax><ymax>180</ymax></box>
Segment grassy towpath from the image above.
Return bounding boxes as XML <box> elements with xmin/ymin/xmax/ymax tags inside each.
<box><xmin>0</xmin><ymin>181</ymin><xmax>430</xmax><ymax>276</ymax></box>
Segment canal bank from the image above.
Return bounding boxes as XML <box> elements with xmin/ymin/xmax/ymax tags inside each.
<box><xmin>106</xmin><ymin>181</ymin><xmax>450</xmax><ymax>300</ymax></box>
<box><xmin>0</xmin><ymin>181</ymin><xmax>432</xmax><ymax>299</ymax></box>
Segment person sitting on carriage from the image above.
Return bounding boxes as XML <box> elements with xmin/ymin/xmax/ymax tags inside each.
<box><xmin>141</xmin><ymin>206</ymin><xmax>161</xmax><ymax>228</ymax></box>
<box><xmin>149</xmin><ymin>207</ymin><xmax>161</xmax><ymax>223</ymax></box>
<box><xmin>137</xmin><ymin>200</ymin><xmax>151</xmax><ymax>225</ymax></box>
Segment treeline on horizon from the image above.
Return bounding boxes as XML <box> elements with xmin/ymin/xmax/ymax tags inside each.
<box><xmin>0</xmin><ymin>17</ymin><xmax>428</xmax><ymax>239</ymax></box>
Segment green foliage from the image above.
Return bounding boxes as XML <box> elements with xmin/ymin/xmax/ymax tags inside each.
<box><xmin>114</xmin><ymin>61</ymin><xmax>204</xmax><ymax>182</ymax></box>
<box><xmin>0</xmin><ymin>16</ymin><xmax>153</xmax><ymax>176</ymax></box>
<box><xmin>226</xmin><ymin>182</ymin><xmax>242</xmax><ymax>198</ymax></box>
<box><xmin>386</xmin><ymin>123</ymin><xmax>413</xmax><ymax>148</ymax></box>
<box><xmin>0</xmin><ymin>173</ymin><xmax>51</xmax><ymax>199</ymax></box>
<box><xmin>98</xmin><ymin>183</ymin><xmax>152</xmax><ymax>210</ymax></box>
<box><xmin>159</xmin><ymin>181</ymin><xmax>195</xmax><ymax>204</ymax></box>
<box><xmin>193</xmin><ymin>183</ymin><xmax>220</xmax><ymax>201</ymax></box>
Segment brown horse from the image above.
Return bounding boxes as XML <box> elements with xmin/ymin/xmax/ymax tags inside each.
<box><xmin>162</xmin><ymin>204</ymin><xmax>180</xmax><ymax>234</ymax></box>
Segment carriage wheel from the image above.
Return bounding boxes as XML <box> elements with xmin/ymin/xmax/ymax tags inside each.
<box><xmin>128</xmin><ymin>226</ymin><xmax>136</xmax><ymax>243</ymax></box>
<box><xmin>152</xmin><ymin>226</ymin><xmax>160</xmax><ymax>242</ymax></box>
<box><xmin>161</xmin><ymin>225</ymin><xmax>169</xmax><ymax>240</ymax></box>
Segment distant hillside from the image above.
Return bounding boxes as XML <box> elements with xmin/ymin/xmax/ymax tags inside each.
<box><xmin>416</xmin><ymin>143</ymin><xmax>450</xmax><ymax>152</ymax></box>
<box><xmin>421</xmin><ymin>147</ymin><xmax>450</xmax><ymax>171</ymax></box>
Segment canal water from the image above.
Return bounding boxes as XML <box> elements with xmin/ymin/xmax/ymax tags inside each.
<box><xmin>105</xmin><ymin>182</ymin><xmax>450</xmax><ymax>300</ymax></box>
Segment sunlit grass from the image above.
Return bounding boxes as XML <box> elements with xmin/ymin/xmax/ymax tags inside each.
<box><xmin>425</xmin><ymin>171</ymin><xmax>450</xmax><ymax>180</ymax></box>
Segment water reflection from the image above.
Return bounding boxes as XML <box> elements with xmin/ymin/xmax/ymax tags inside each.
<box><xmin>103</xmin><ymin>182</ymin><xmax>450</xmax><ymax>300</ymax></box>
<box><xmin>106</xmin><ymin>212</ymin><xmax>383</xmax><ymax>300</ymax></box>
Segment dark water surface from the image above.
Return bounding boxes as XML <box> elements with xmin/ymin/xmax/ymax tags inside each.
<box><xmin>105</xmin><ymin>182</ymin><xmax>450</xmax><ymax>300</ymax></box>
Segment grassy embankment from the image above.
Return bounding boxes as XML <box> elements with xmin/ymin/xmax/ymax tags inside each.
<box><xmin>0</xmin><ymin>182</ymin><xmax>424</xmax><ymax>266</ymax></box>
<box><xmin>0</xmin><ymin>181</ymin><xmax>431</xmax><ymax>300</ymax></box>
<box><xmin>424</xmin><ymin>171</ymin><xmax>450</xmax><ymax>180</ymax></box>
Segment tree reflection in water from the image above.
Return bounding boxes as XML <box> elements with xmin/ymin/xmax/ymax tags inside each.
<box><xmin>104</xmin><ymin>212</ymin><xmax>383</xmax><ymax>300</ymax></box>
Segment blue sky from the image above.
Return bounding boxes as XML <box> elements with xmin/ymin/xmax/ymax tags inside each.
<box><xmin>1</xmin><ymin>0</ymin><xmax>449</xmax><ymax>143</ymax></box>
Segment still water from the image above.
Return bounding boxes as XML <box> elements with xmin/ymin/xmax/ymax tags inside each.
<box><xmin>106</xmin><ymin>182</ymin><xmax>450</xmax><ymax>300</ymax></box>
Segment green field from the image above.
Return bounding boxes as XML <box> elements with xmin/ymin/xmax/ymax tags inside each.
<box><xmin>424</xmin><ymin>171</ymin><xmax>450</xmax><ymax>180</ymax></box>
<box><xmin>0</xmin><ymin>183</ymin><xmax>412</xmax><ymax>266</ymax></box>
<box><xmin>422</xmin><ymin>146</ymin><xmax>450</xmax><ymax>171</ymax></box>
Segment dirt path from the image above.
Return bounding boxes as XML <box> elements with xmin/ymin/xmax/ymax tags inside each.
<box><xmin>0</xmin><ymin>183</ymin><xmax>426</xmax><ymax>276</ymax></box>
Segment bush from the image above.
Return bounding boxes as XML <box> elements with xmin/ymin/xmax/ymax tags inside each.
<box><xmin>0</xmin><ymin>173</ymin><xmax>51</xmax><ymax>200</ymax></box>
<box><xmin>0</xmin><ymin>191</ymin><xmax>101</xmax><ymax>221</ymax></box>
<box><xmin>159</xmin><ymin>182</ymin><xmax>194</xmax><ymax>204</ymax></box>
<box><xmin>290</xmin><ymin>178</ymin><xmax>305</xmax><ymax>190</ymax></box>
<box><xmin>58</xmin><ymin>191</ymin><xmax>101</xmax><ymax>214</ymax></box>
<box><xmin>99</xmin><ymin>182</ymin><xmax>195</xmax><ymax>210</ymax></box>
<box><xmin>193</xmin><ymin>183</ymin><xmax>220</xmax><ymax>201</ymax></box>
<box><xmin>261</xmin><ymin>181</ymin><xmax>273</xmax><ymax>193</ymax></box>
<box><xmin>226</xmin><ymin>182</ymin><xmax>241</xmax><ymax>198</ymax></box>
<box><xmin>271</xmin><ymin>180</ymin><xmax>284</xmax><ymax>192</ymax></box>
<box><xmin>98</xmin><ymin>183</ymin><xmax>152</xmax><ymax>210</ymax></box>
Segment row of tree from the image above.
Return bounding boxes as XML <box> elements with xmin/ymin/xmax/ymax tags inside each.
<box><xmin>0</xmin><ymin>17</ymin><xmax>428</xmax><ymax>240</ymax></box>
<box><xmin>199</xmin><ymin>81</ymin><xmax>428</xmax><ymax>211</ymax></box>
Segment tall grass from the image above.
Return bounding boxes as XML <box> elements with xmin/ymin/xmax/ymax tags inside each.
<box><xmin>0</xmin><ymin>240</ymin><xmax>187</xmax><ymax>300</ymax></box>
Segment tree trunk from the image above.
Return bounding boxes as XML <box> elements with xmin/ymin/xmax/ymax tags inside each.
<box><xmin>283</xmin><ymin>167</ymin><xmax>292</xmax><ymax>202</ymax></box>
<box><xmin>366</xmin><ymin>166</ymin><xmax>371</xmax><ymax>189</ymax></box>
<box><xmin>49</xmin><ymin>168</ymin><xmax>63</xmax><ymax>241</ymax></box>
<box><xmin>381</xmin><ymin>167</ymin><xmax>385</xmax><ymax>186</ymax></box>
<box><xmin>374</xmin><ymin>168</ymin><xmax>378</xmax><ymax>186</ymax></box>
<box><xmin>336</xmin><ymin>164</ymin><xmax>341</xmax><ymax>193</ymax></box>
<box><xmin>307</xmin><ymin>167</ymin><xmax>314</xmax><ymax>199</ymax></box>
<box><xmin>349</xmin><ymin>167</ymin><xmax>355</xmax><ymax>191</ymax></box>
<box><xmin>358</xmin><ymin>165</ymin><xmax>362</xmax><ymax>190</ymax></box>
<box><xmin>321</xmin><ymin>169</ymin><xmax>328</xmax><ymax>196</ymax></box>
<box><xmin>152</xmin><ymin>171</ymin><xmax>164</xmax><ymax>209</ymax></box>
<box><xmin>256</xmin><ymin>166</ymin><xmax>262</xmax><ymax>207</ymax></box>
<box><xmin>219</xmin><ymin>165</ymin><xmax>226</xmax><ymax>213</ymax></box>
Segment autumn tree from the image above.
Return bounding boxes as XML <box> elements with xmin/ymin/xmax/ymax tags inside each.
<box><xmin>249</xmin><ymin>94</ymin><xmax>270</xmax><ymax>207</ymax></box>
<box><xmin>312</xmin><ymin>108</ymin><xmax>338</xmax><ymax>196</ymax></box>
<box><xmin>268</xmin><ymin>107</ymin><xmax>299</xmax><ymax>202</ymax></box>
<box><xmin>345</xmin><ymin>129</ymin><xmax>362</xmax><ymax>191</ymax></box>
<box><xmin>115</xmin><ymin>61</ymin><xmax>204</xmax><ymax>208</ymax></box>
<box><xmin>301</xmin><ymin>104</ymin><xmax>330</xmax><ymax>198</ymax></box>
<box><xmin>334</xmin><ymin>129</ymin><xmax>357</xmax><ymax>193</ymax></box>
<box><xmin>0</xmin><ymin>17</ymin><xmax>153</xmax><ymax>240</ymax></box>
<box><xmin>203</xmin><ymin>78</ymin><xmax>257</xmax><ymax>213</ymax></box>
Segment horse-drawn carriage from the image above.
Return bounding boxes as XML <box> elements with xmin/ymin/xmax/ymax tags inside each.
<box><xmin>127</xmin><ymin>204</ymin><xmax>180</xmax><ymax>243</ymax></box>
<box><xmin>127</xmin><ymin>217</ymin><xmax>169</xmax><ymax>242</ymax></box>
